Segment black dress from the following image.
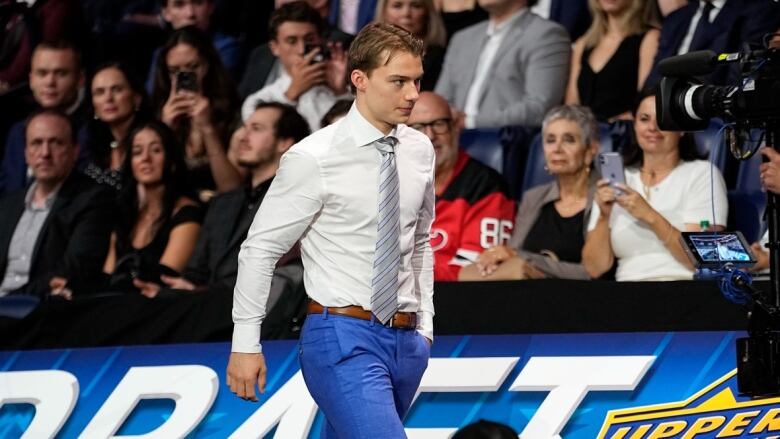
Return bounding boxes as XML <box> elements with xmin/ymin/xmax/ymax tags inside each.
<box><xmin>521</xmin><ymin>202</ymin><xmax>585</xmax><ymax>263</ymax></box>
<box><xmin>110</xmin><ymin>204</ymin><xmax>204</xmax><ymax>291</ymax></box>
<box><xmin>577</xmin><ymin>33</ymin><xmax>643</xmax><ymax>121</ymax></box>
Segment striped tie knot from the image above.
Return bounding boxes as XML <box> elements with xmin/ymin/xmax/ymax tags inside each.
<box><xmin>374</xmin><ymin>136</ymin><xmax>398</xmax><ymax>154</ymax></box>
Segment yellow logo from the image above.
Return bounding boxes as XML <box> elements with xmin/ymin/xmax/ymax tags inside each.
<box><xmin>597</xmin><ymin>369</ymin><xmax>780</xmax><ymax>438</ymax></box>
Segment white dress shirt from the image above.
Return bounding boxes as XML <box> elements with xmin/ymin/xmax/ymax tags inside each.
<box><xmin>240</xmin><ymin>69</ymin><xmax>347</xmax><ymax>132</ymax></box>
<box><xmin>462</xmin><ymin>8</ymin><xmax>527</xmax><ymax>129</ymax></box>
<box><xmin>339</xmin><ymin>0</ymin><xmax>361</xmax><ymax>35</ymax></box>
<box><xmin>232</xmin><ymin>104</ymin><xmax>436</xmax><ymax>353</ymax></box>
<box><xmin>677</xmin><ymin>0</ymin><xmax>726</xmax><ymax>55</ymax></box>
<box><xmin>530</xmin><ymin>0</ymin><xmax>551</xmax><ymax>19</ymax></box>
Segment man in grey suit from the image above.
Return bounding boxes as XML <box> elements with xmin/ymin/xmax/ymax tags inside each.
<box><xmin>435</xmin><ymin>0</ymin><xmax>571</xmax><ymax>129</ymax></box>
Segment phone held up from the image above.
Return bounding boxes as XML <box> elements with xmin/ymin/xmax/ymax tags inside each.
<box><xmin>597</xmin><ymin>152</ymin><xmax>626</xmax><ymax>194</ymax></box>
<box><xmin>175</xmin><ymin>71</ymin><xmax>199</xmax><ymax>93</ymax></box>
<box><xmin>304</xmin><ymin>42</ymin><xmax>330</xmax><ymax>64</ymax></box>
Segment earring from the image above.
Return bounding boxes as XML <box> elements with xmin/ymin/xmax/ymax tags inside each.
<box><xmin>94</xmin><ymin>114</ymin><xmax>99</xmax><ymax>120</ymax></box>
<box><xmin>543</xmin><ymin>165</ymin><xmax>550</xmax><ymax>174</ymax></box>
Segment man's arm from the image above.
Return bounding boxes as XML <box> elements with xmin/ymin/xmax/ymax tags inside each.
<box><xmin>475</xmin><ymin>25</ymin><xmax>571</xmax><ymax>128</ymax></box>
<box><xmin>413</xmin><ymin>151</ymin><xmax>436</xmax><ymax>343</ymax></box>
<box><xmin>232</xmin><ymin>148</ymin><xmax>323</xmax><ymax>353</ymax></box>
<box><xmin>228</xmin><ymin>148</ymin><xmax>322</xmax><ymax>401</ymax></box>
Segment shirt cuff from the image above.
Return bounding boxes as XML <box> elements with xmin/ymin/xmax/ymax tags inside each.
<box><xmin>232</xmin><ymin>323</ymin><xmax>263</xmax><ymax>353</ymax></box>
<box><xmin>416</xmin><ymin>310</ymin><xmax>434</xmax><ymax>343</ymax></box>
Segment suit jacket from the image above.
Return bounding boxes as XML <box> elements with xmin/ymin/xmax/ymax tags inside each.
<box><xmin>649</xmin><ymin>0</ymin><xmax>780</xmax><ymax>85</ymax></box>
<box><xmin>0</xmin><ymin>172</ymin><xmax>114</xmax><ymax>297</ymax></box>
<box><xmin>435</xmin><ymin>10</ymin><xmax>571</xmax><ymax>128</ymax></box>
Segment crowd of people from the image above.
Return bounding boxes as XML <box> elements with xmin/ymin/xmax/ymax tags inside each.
<box><xmin>1</xmin><ymin>0</ymin><xmax>780</xmax><ymax>308</ymax></box>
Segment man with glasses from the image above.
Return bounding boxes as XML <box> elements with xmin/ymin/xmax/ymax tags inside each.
<box><xmin>407</xmin><ymin>91</ymin><xmax>515</xmax><ymax>281</ymax></box>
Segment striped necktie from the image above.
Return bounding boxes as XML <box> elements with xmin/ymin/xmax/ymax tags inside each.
<box><xmin>371</xmin><ymin>136</ymin><xmax>400</xmax><ymax>325</ymax></box>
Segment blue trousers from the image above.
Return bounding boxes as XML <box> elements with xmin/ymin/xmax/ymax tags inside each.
<box><xmin>298</xmin><ymin>311</ymin><xmax>430</xmax><ymax>438</ymax></box>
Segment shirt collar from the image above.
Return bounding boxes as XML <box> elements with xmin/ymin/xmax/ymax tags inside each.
<box><xmin>703</xmin><ymin>0</ymin><xmax>726</xmax><ymax>10</ymax></box>
<box><xmin>487</xmin><ymin>7</ymin><xmax>526</xmax><ymax>37</ymax></box>
<box><xmin>24</xmin><ymin>181</ymin><xmax>60</xmax><ymax>210</ymax></box>
<box><xmin>65</xmin><ymin>87</ymin><xmax>85</xmax><ymax>116</ymax></box>
<box><xmin>344</xmin><ymin>103</ymin><xmax>399</xmax><ymax>148</ymax></box>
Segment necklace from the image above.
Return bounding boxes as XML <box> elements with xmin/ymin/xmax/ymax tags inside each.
<box><xmin>640</xmin><ymin>168</ymin><xmax>656</xmax><ymax>200</ymax></box>
<box><xmin>110</xmin><ymin>140</ymin><xmax>119</xmax><ymax>149</ymax></box>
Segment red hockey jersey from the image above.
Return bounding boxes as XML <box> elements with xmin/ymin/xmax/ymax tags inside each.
<box><xmin>432</xmin><ymin>151</ymin><xmax>515</xmax><ymax>281</ymax></box>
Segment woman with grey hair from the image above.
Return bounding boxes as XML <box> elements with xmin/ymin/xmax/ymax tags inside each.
<box><xmin>460</xmin><ymin>105</ymin><xmax>600</xmax><ymax>280</ymax></box>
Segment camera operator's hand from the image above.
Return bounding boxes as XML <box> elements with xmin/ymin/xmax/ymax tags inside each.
<box><xmin>750</xmin><ymin>241</ymin><xmax>769</xmax><ymax>273</ymax></box>
<box><xmin>325</xmin><ymin>42</ymin><xmax>348</xmax><ymax>95</ymax></box>
<box><xmin>614</xmin><ymin>183</ymin><xmax>658</xmax><ymax>225</ymax></box>
<box><xmin>760</xmin><ymin>147</ymin><xmax>780</xmax><ymax>194</ymax></box>
<box><xmin>162</xmin><ymin>90</ymin><xmax>195</xmax><ymax>127</ymax></box>
<box><xmin>284</xmin><ymin>49</ymin><xmax>326</xmax><ymax>102</ymax></box>
<box><xmin>594</xmin><ymin>179</ymin><xmax>618</xmax><ymax>218</ymax></box>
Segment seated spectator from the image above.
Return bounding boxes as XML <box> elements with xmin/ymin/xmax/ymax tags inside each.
<box><xmin>146</xmin><ymin>0</ymin><xmax>246</xmax><ymax>86</ymax></box>
<box><xmin>225</xmin><ymin>119</ymin><xmax>250</xmax><ymax>181</ymax></box>
<box><xmin>104</xmin><ymin>120</ymin><xmax>203</xmax><ymax>293</ymax></box>
<box><xmin>132</xmin><ymin>102</ymin><xmax>309</xmax><ymax>298</ymax></box>
<box><xmin>1</xmin><ymin>41</ymin><xmax>88</xmax><ymax>195</ymax></box>
<box><xmin>83</xmin><ymin>61</ymin><xmax>151</xmax><ymax>191</ymax></box>
<box><xmin>152</xmin><ymin>26</ymin><xmax>242</xmax><ymax>198</ymax></box>
<box><xmin>435</xmin><ymin>0</ymin><xmax>488</xmax><ymax>40</ymax></box>
<box><xmin>581</xmin><ymin>90</ymin><xmax>728</xmax><ymax>281</ymax></box>
<box><xmin>530</xmin><ymin>0</ymin><xmax>591</xmax><ymax>42</ymax></box>
<box><xmin>0</xmin><ymin>110</ymin><xmax>113</xmax><ymax>299</ymax></box>
<box><xmin>407</xmin><ymin>92</ymin><xmax>514</xmax><ymax>281</ymax></box>
<box><xmin>241</xmin><ymin>2</ymin><xmax>350</xmax><ymax>132</ymax></box>
<box><xmin>647</xmin><ymin>0</ymin><xmax>780</xmax><ymax>86</ymax></box>
<box><xmin>435</xmin><ymin>0</ymin><xmax>570</xmax><ymax>129</ymax></box>
<box><xmin>374</xmin><ymin>0</ymin><xmax>447</xmax><ymax>90</ymax></box>
<box><xmin>565</xmin><ymin>0</ymin><xmax>660</xmax><ymax>121</ymax></box>
<box><xmin>460</xmin><ymin>105</ymin><xmax>599</xmax><ymax>281</ymax></box>
<box><xmin>453</xmin><ymin>419</ymin><xmax>518</xmax><ymax>439</ymax></box>
<box><xmin>321</xmin><ymin>98</ymin><xmax>354</xmax><ymax>127</ymax></box>
<box><xmin>238</xmin><ymin>0</ymin><xmax>353</xmax><ymax>100</ymax></box>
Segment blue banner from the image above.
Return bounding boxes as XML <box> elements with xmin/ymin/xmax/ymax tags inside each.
<box><xmin>2</xmin><ymin>331</ymin><xmax>779</xmax><ymax>438</ymax></box>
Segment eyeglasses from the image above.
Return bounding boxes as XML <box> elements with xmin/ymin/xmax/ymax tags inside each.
<box><xmin>409</xmin><ymin>118</ymin><xmax>451</xmax><ymax>135</ymax></box>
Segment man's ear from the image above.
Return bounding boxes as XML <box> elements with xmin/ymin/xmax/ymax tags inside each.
<box><xmin>161</xmin><ymin>6</ymin><xmax>172</xmax><ymax>24</ymax></box>
<box><xmin>277</xmin><ymin>137</ymin><xmax>295</xmax><ymax>155</ymax></box>
<box><xmin>351</xmin><ymin>69</ymin><xmax>367</xmax><ymax>93</ymax></box>
<box><xmin>269</xmin><ymin>39</ymin><xmax>281</xmax><ymax>58</ymax></box>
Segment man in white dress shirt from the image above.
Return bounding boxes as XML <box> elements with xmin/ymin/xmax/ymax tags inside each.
<box><xmin>227</xmin><ymin>22</ymin><xmax>435</xmax><ymax>438</ymax></box>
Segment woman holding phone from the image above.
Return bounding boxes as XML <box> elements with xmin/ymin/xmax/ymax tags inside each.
<box><xmin>581</xmin><ymin>88</ymin><xmax>728</xmax><ymax>281</ymax></box>
<box><xmin>152</xmin><ymin>26</ymin><xmax>242</xmax><ymax>199</ymax></box>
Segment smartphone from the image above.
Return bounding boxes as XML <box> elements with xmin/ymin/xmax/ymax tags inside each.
<box><xmin>680</xmin><ymin>231</ymin><xmax>756</xmax><ymax>269</ymax></box>
<box><xmin>304</xmin><ymin>42</ymin><xmax>330</xmax><ymax>64</ymax></box>
<box><xmin>597</xmin><ymin>152</ymin><xmax>626</xmax><ymax>191</ymax></box>
<box><xmin>176</xmin><ymin>71</ymin><xmax>199</xmax><ymax>92</ymax></box>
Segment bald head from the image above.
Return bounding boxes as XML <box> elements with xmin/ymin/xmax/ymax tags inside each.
<box><xmin>407</xmin><ymin>91</ymin><xmax>459</xmax><ymax>176</ymax></box>
<box><xmin>409</xmin><ymin>91</ymin><xmax>452</xmax><ymax>123</ymax></box>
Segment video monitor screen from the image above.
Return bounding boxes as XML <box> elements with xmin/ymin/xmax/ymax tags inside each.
<box><xmin>681</xmin><ymin>232</ymin><xmax>756</xmax><ymax>268</ymax></box>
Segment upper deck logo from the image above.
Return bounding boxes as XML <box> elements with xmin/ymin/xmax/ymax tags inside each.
<box><xmin>598</xmin><ymin>369</ymin><xmax>780</xmax><ymax>438</ymax></box>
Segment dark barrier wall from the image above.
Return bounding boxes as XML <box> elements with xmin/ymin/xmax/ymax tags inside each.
<box><xmin>1</xmin><ymin>280</ymin><xmax>751</xmax><ymax>349</ymax></box>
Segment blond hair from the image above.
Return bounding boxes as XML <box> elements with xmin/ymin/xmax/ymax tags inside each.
<box><xmin>347</xmin><ymin>22</ymin><xmax>425</xmax><ymax>91</ymax></box>
<box><xmin>581</xmin><ymin>0</ymin><xmax>649</xmax><ymax>49</ymax></box>
<box><xmin>374</xmin><ymin>0</ymin><xmax>447</xmax><ymax>47</ymax></box>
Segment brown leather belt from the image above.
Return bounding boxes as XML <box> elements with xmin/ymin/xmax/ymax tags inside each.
<box><xmin>308</xmin><ymin>301</ymin><xmax>417</xmax><ymax>329</ymax></box>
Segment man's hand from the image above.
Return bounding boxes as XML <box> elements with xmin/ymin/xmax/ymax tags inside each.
<box><xmin>226</xmin><ymin>352</ymin><xmax>267</xmax><ymax>402</ymax></box>
<box><xmin>133</xmin><ymin>278</ymin><xmax>161</xmax><ymax>298</ymax></box>
<box><xmin>50</xmin><ymin>277</ymin><xmax>73</xmax><ymax>300</ymax></box>
<box><xmin>475</xmin><ymin>245</ymin><xmax>516</xmax><ymax>276</ymax></box>
<box><xmin>760</xmin><ymin>147</ymin><xmax>780</xmax><ymax>194</ymax></box>
<box><xmin>284</xmin><ymin>50</ymin><xmax>326</xmax><ymax>102</ymax></box>
<box><xmin>325</xmin><ymin>42</ymin><xmax>348</xmax><ymax>94</ymax></box>
<box><xmin>161</xmin><ymin>274</ymin><xmax>196</xmax><ymax>291</ymax></box>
